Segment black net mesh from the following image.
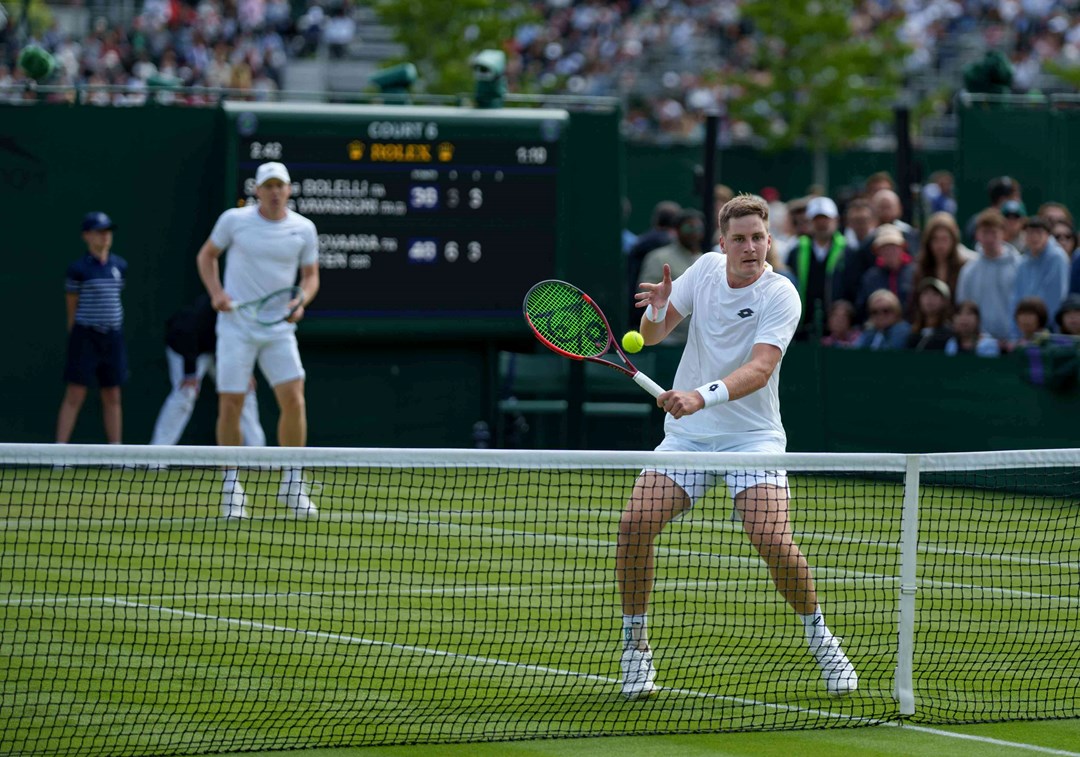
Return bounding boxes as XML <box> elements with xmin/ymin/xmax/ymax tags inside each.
<box><xmin>0</xmin><ymin>447</ymin><xmax>1076</xmax><ymax>756</ymax></box>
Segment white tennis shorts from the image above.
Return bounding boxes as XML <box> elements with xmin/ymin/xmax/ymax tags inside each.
<box><xmin>215</xmin><ymin>319</ymin><xmax>305</xmax><ymax>394</ymax></box>
<box><xmin>646</xmin><ymin>434</ymin><xmax>789</xmax><ymax>505</ymax></box>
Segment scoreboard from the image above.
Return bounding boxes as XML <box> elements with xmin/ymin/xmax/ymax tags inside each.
<box><xmin>222</xmin><ymin>102</ymin><xmax>569</xmax><ymax>335</ymax></box>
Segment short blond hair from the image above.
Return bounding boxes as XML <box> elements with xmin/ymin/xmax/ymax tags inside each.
<box><xmin>867</xmin><ymin>289</ymin><xmax>902</xmax><ymax>315</ymax></box>
<box><xmin>717</xmin><ymin>193</ymin><xmax>769</xmax><ymax>236</ymax></box>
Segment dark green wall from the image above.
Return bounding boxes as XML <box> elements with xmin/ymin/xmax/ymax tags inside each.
<box><xmin>2</xmin><ymin>105</ymin><xmax>224</xmax><ymax>443</ymax></box>
<box><xmin>622</xmin><ymin>143</ymin><xmax>957</xmax><ymax>234</ymax></box>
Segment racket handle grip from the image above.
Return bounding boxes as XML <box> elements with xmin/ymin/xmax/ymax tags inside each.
<box><xmin>632</xmin><ymin>371</ymin><xmax>664</xmax><ymax>398</ymax></box>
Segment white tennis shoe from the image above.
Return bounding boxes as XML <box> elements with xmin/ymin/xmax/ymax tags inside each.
<box><xmin>620</xmin><ymin>645</ymin><xmax>658</xmax><ymax>700</ymax></box>
<box><xmin>813</xmin><ymin>636</ymin><xmax>858</xmax><ymax>696</ymax></box>
<box><xmin>278</xmin><ymin>481</ymin><xmax>318</xmax><ymax>518</ymax></box>
<box><xmin>222</xmin><ymin>485</ymin><xmax>249</xmax><ymax>520</ymax></box>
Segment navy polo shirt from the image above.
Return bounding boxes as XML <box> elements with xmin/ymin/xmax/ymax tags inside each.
<box><xmin>66</xmin><ymin>253</ymin><xmax>127</xmax><ymax>331</ymax></box>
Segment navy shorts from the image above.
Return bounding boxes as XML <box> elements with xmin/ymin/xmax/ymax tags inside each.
<box><xmin>63</xmin><ymin>325</ymin><xmax>128</xmax><ymax>388</ymax></box>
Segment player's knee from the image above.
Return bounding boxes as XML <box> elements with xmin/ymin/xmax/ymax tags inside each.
<box><xmin>218</xmin><ymin>394</ymin><xmax>246</xmax><ymax>421</ymax></box>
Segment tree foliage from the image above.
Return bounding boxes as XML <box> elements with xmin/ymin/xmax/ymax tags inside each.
<box><xmin>373</xmin><ymin>0</ymin><xmax>537</xmax><ymax>95</ymax></box>
<box><xmin>725</xmin><ymin>0</ymin><xmax>910</xmax><ymax>151</ymax></box>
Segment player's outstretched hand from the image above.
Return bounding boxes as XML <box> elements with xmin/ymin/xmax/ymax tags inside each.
<box><xmin>635</xmin><ymin>263</ymin><xmax>673</xmax><ymax>310</ymax></box>
<box><xmin>657</xmin><ymin>388</ymin><xmax>705</xmax><ymax>419</ymax></box>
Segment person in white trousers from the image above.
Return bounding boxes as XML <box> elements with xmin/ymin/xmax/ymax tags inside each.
<box><xmin>150</xmin><ymin>294</ymin><xmax>265</xmax><ymax>446</ymax></box>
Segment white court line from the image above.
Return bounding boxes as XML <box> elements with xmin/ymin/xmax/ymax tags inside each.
<box><xmin>3</xmin><ymin>504</ymin><xmax>1076</xmax><ymax>571</ymax></box>
<box><xmin>99</xmin><ymin>596</ymin><xmax>881</xmax><ymax>726</ymax></box>
<box><xmin>83</xmin><ymin>597</ymin><xmax>1080</xmax><ymax>756</ymax></box>
<box><xmin>885</xmin><ymin>722</ymin><xmax>1080</xmax><ymax>756</ymax></box>
<box><xmin>0</xmin><ymin>577</ymin><xmax>767</xmax><ymax>607</ymax></box>
<box><xmin>2</xmin><ymin>510</ymin><xmax>1076</xmax><ymax>608</ymax></box>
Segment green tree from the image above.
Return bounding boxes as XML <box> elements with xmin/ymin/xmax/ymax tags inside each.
<box><xmin>373</xmin><ymin>0</ymin><xmax>538</xmax><ymax>95</ymax></box>
<box><xmin>726</xmin><ymin>0</ymin><xmax>910</xmax><ymax>186</ymax></box>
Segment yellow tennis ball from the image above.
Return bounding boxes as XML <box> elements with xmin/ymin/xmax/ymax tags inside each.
<box><xmin>622</xmin><ymin>330</ymin><xmax>644</xmax><ymax>354</ymax></box>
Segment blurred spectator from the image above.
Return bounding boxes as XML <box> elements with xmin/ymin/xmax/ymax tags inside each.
<box><xmin>911</xmin><ymin>212</ymin><xmax>972</xmax><ymax>314</ymax></box>
<box><xmin>906</xmin><ymin>277</ymin><xmax>954</xmax><ymax>351</ymax></box>
<box><xmin>855</xmin><ymin>289</ymin><xmax>911</xmax><ymax>351</ymax></box>
<box><xmin>324</xmin><ymin>7</ymin><xmax>356</xmax><ymax>60</ymax></box>
<box><xmin>1011</xmin><ymin>296</ymin><xmax>1051</xmax><ymax>350</ymax></box>
<box><xmin>921</xmin><ymin>170</ymin><xmax>957</xmax><ymax>218</ymax></box>
<box><xmin>944</xmin><ymin>301</ymin><xmax>1001</xmax><ymax>357</ymax></box>
<box><xmin>621</xmin><ymin>197</ymin><xmax>637</xmax><ymax>255</ymax></box>
<box><xmin>964</xmin><ymin>176</ymin><xmax>1021</xmax><ymax>245</ymax></box>
<box><xmin>785</xmin><ymin>195</ymin><xmax>847</xmax><ymax>337</ymax></box>
<box><xmin>872</xmin><ymin>189</ymin><xmax>919</xmax><ymax>251</ymax></box>
<box><xmin>1057</xmin><ymin>294</ymin><xmax>1080</xmax><ymax>337</ymax></box>
<box><xmin>820</xmin><ymin>300</ymin><xmax>861</xmax><ymax>348</ymax></box>
<box><xmin>1001</xmin><ymin>200</ymin><xmax>1027</xmax><ymax>247</ymax></box>
<box><xmin>626</xmin><ymin>200</ymin><xmax>680</xmax><ymax>325</ymax></box>
<box><xmin>856</xmin><ymin>224</ymin><xmax>915</xmax><ymax>320</ymax></box>
<box><xmin>956</xmin><ymin>208</ymin><xmax>1021</xmax><ymax>343</ymax></box>
<box><xmin>787</xmin><ymin>196</ymin><xmax>812</xmax><ymax>239</ymax></box>
<box><xmin>1038</xmin><ymin>202</ymin><xmax>1074</xmax><ymax>229</ymax></box>
<box><xmin>864</xmin><ymin>172</ymin><xmax>895</xmax><ymax>198</ymax></box>
<box><xmin>1051</xmin><ymin>222</ymin><xmax>1077</xmax><ymax>260</ymax></box>
<box><xmin>638</xmin><ymin>208</ymin><xmax>704</xmax><ymax>344</ymax></box>
<box><xmin>1011</xmin><ymin>215</ymin><xmax>1070</xmax><ymax>334</ymax></box>
<box><xmin>837</xmin><ymin>198</ymin><xmax>879</xmax><ymax>305</ymax></box>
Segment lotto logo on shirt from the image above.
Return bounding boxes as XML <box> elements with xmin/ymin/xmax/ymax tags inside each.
<box><xmin>737</xmin><ymin>308</ymin><xmax>754</xmax><ymax>319</ymax></box>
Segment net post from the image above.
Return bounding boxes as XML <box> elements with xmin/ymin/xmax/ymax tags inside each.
<box><xmin>895</xmin><ymin>453</ymin><xmax>920</xmax><ymax>717</ymax></box>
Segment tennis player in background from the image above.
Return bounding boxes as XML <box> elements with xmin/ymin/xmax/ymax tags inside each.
<box><xmin>618</xmin><ymin>193</ymin><xmax>857</xmax><ymax>700</ymax></box>
<box><xmin>196</xmin><ymin>161</ymin><xmax>320</xmax><ymax>519</ymax></box>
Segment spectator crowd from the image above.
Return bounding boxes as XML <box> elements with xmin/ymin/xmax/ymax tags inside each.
<box><xmin>626</xmin><ymin>172</ymin><xmax>1080</xmax><ymax>361</ymax></box>
<box><xmin>4</xmin><ymin>0</ymin><xmax>1080</xmax><ymax>136</ymax></box>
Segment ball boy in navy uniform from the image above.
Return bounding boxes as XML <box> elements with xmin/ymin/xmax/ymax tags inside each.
<box><xmin>55</xmin><ymin>212</ymin><xmax>128</xmax><ymax>443</ymax></box>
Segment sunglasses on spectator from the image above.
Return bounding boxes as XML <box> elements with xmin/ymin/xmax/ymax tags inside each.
<box><xmin>869</xmin><ymin>308</ymin><xmax>894</xmax><ymax>316</ymax></box>
<box><xmin>1054</xmin><ymin>232</ymin><xmax>1075</xmax><ymax>241</ymax></box>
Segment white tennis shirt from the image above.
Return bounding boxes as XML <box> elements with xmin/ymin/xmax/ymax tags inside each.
<box><xmin>210</xmin><ymin>205</ymin><xmax>319</xmax><ymax>308</ymax></box>
<box><xmin>665</xmin><ymin>251</ymin><xmax>801</xmax><ymax>445</ymax></box>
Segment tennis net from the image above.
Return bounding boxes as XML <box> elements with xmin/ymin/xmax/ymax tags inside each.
<box><xmin>1</xmin><ymin>444</ymin><xmax>1077</xmax><ymax>756</ymax></box>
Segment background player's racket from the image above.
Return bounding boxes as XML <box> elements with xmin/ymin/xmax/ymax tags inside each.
<box><xmin>523</xmin><ymin>279</ymin><xmax>665</xmax><ymax>398</ymax></box>
<box><xmin>233</xmin><ymin>286</ymin><xmax>304</xmax><ymax>326</ymax></box>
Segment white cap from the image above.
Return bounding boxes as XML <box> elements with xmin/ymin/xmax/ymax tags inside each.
<box><xmin>806</xmin><ymin>196</ymin><xmax>839</xmax><ymax>219</ymax></box>
<box><xmin>255</xmin><ymin>162</ymin><xmax>291</xmax><ymax>186</ymax></box>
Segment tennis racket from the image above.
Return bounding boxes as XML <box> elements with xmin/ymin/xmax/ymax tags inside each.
<box><xmin>523</xmin><ymin>279</ymin><xmax>665</xmax><ymax>398</ymax></box>
<box><xmin>233</xmin><ymin>286</ymin><xmax>304</xmax><ymax>326</ymax></box>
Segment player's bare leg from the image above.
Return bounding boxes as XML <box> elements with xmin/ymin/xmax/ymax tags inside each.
<box><xmin>100</xmin><ymin>386</ymin><xmax>122</xmax><ymax>444</ymax></box>
<box><xmin>217</xmin><ymin>393</ymin><xmax>246</xmax><ymax>447</ymax></box>
<box><xmin>217</xmin><ymin>392</ymin><xmax>248</xmax><ymax>518</ymax></box>
<box><xmin>272</xmin><ymin>378</ymin><xmax>316</xmax><ymax>517</ymax></box>
<box><xmin>55</xmin><ymin>384</ymin><xmax>87</xmax><ymax>444</ymax></box>
<box><xmin>273</xmin><ymin>378</ymin><xmax>307</xmax><ymax>447</ymax></box>
<box><xmin>735</xmin><ymin>483</ymin><xmax>857</xmax><ymax>695</ymax></box>
<box><xmin>733</xmin><ymin>484</ymin><xmax>816</xmax><ymax>613</ymax></box>
<box><xmin>615</xmin><ymin>472</ymin><xmax>691</xmax><ymax>699</ymax></box>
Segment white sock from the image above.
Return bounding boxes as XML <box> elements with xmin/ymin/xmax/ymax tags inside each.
<box><xmin>799</xmin><ymin>605</ymin><xmax>834</xmax><ymax>649</ymax></box>
<box><xmin>622</xmin><ymin>614</ymin><xmax>648</xmax><ymax>650</ymax></box>
<box><xmin>222</xmin><ymin>468</ymin><xmax>240</xmax><ymax>492</ymax></box>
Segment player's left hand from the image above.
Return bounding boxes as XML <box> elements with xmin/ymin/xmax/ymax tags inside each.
<box><xmin>286</xmin><ymin>297</ymin><xmax>305</xmax><ymax>323</ymax></box>
<box><xmin>657</xmin><ymin>389</ymin><xmax>705</xmax><ymax>419</ymax></box>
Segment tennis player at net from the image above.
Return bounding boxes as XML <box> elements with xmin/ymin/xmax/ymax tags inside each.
<box><xmin>619</xmin><ymin>193</ymin><xmax>857</xmax><ymax>700</ymax></box>
<box><xmin>196</xmin><ymin>161</ymin><xmax>320</xmax><ymax>519</ymax></box>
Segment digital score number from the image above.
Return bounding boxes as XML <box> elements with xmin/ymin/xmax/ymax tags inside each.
<box><xmin>226</xmin><ymin>103</ymin><xmax>568</xmax><ymax>324</ymax></box>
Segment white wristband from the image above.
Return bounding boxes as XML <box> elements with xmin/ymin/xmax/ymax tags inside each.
<box><xmin>696</xmin><ymin>380</ymin><xmax>730</xmax><ymax>408</ymax></box>
<box><xmin>645</xmin><ymin>303</ymin><xmax>668</xmax><ymax>323</ymax></box>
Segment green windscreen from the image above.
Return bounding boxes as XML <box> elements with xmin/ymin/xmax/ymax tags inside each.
<box><xmin>524</xmin><ymin>281</ymin><xmax>610</xmax><ymax>358</ymax></box>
